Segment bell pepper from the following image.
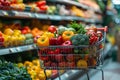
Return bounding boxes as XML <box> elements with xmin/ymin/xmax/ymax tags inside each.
<box><xmin>87</xmin><ymin>30</ymin><xmax>98</xmax><ymax>45</ymax></box>
<box><xmin>37</xmin><ymin>36</ymin><xmax>49</xmax><ymax>46</ymax></box>
<box><xmin>62</xmin><ymin>30</ymin><xmax>74</xmax><ymax>41</ymax></box>
<box><xmin>62</xmin><ymin>41</ymin><xmax>73</xmax><ymax>53</ymax></box>
<box><xmin>49</xmin><ymin>38</ymin><xmax>57</xmax><ymax>45</ymax></box>
<box><xmin>56</xmin><ymin>36</ymin><xmax>63</xmax><ymax>45</ymax></box>
<box><xmin>43</xmin><ymin>32</ymin><xmax>54</xmax><ymax>39</ymax></box>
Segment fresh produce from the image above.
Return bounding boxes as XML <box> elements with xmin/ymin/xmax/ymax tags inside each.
<box><xmin>87</xmin><ymin>30</ymin><xmax>98</xmax><ymax>45</ymax></box>
<box><xmin>37</xmin><ymin>36</ymin><xmax>49</xmax><ymax>46</ymax></box>
<box><xmin>42</xmin><ymin>32</ymin><xmax>54</xmax><ymax>39</ymax></box>
<box><xmin>70</xmin><ymin>34</ymin><xmax>89</xmax><ymax>45</ymax></box>
<box><xmin>69</xmin><ymin>22</ymin><xmax>86</xmax><ymax>34</ymax></box>
<box><xmin>23</xmin><ymin>59</ymin><xmax>52</xmax><ymax>80</ymax></box>
<box><xmin>48</xmin><ymin>25</ymin><xmax>57</xmax><ymax>33</ymax></box>
<box><xmin>62</xmin><ymin>30</ymin><xmax>74</xmax><ymax>41</ymax></box>
<box><xmin>0</xmin><ymin>60</ymin><xmax>31</xmax><ymax>80</ymax></box>
<box><xmin>57</xmin><ymin>26</ymin><xmax>67</xmax><ymax>35</ymax></box>
<box><xmin>77</xmin><ymin>60</ymin><xmax>87</xmax><ymax>68</ymax></box>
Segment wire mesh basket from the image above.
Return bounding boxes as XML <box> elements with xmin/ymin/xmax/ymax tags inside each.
<box><xmin>37</xmin><ymin>26</ymin><xmax>107</xmax><ymax>70</ymax></box>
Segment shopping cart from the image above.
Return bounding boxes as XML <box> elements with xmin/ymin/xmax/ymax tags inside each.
<box><xmin>37</xmin><ymin>26</ymin><xmax>107</xmax><ymax>80</ymax></box>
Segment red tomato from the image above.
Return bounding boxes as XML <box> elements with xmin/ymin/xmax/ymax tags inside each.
<box><xmin>48</xmin><ymin>25</ymin><xmax>57</xmax><ymax>33</ymax></box>
<box><xmin>39</xmin><ymin>5</ymin><xmax>48</xmax><ymax>11</ymax></box>
<box><xmin>36</xmin><ymin>1</ymin><xmax>46</xmax><ymax>7</ymax></box>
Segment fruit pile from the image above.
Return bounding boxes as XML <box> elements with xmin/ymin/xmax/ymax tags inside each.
<box><xmin>0</xmin><ymin>26</ymin><xmax>34</xmax><ymax>47</ymax></box>
<box><xmin>18</xmin><ymin>59</ymin><xmax>52</xmax><ymax>80</ymax></box>
<box><xmin>0</xmin><ymin>0</ymin><xmax>48</xmax><ymax>12</ymax></box>
<box><xmin>37</xmin><ymin>22</ymin><xmax>104</xmax><ymax>69</ymax></box>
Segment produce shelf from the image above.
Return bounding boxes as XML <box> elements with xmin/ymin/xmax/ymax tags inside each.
<box><xmin>0</xmin><ymin>44</ymin><xmax>36</xmax><ymax>56</ymax></box>
<box><xmin>0</xmin><ymin>10</ymin><xmax>102</xmax><ymax>24</ymax></box>
<box><xmin>46</xmin><ymin>0</ymin><xmax>102</xmax><ymax>14</ymax></box>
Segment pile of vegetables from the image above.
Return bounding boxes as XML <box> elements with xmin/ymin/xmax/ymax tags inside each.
<box><xmin>0</xmin><ymin>60</ymin><xmax>31</xmax><ymax>80</ymax></box>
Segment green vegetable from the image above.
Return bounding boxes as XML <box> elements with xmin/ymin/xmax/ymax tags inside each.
<box><xmin>57</xmin><ymin>26</ymin><xmax>67</xmax><ymax>35</ymax></box>
<box><xmin>69</xmin><ymin>22</ymin><xmax>86</xmax><ymax>34</ymax></box>
<box><xmin>67</xmin><ymin>28</ymin><xmax>76</xmax><ymax>33</ymax></box>
<box><xmin>70</xmin><ymin>34</ymin><xmax>89</xmax><ymax>45</ymax></box>
<box><xmin>0</xmin><ymin>60</ymin><xmax>31</xmax><ymax>80</ymax></box>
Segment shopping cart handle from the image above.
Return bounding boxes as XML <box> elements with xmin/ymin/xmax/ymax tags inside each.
<box><xmin>97</xmin><ymin>26</ymin><xmax>108</xmax><ymax>32</ymax></box>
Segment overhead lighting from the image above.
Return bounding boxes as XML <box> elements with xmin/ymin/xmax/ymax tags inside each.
<box><xmin>112</xmin><ymin>0</ymin><xmax>120</xmax><ymax>5</ymax></box>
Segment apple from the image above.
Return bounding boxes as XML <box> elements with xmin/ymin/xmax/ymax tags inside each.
<box><xmin>66</xmin><ymin>54</ymin><xmax>74</xmax><ymax>62</ymax></box>
<box><xmin>67</xmin><ymin>62</ymin><xmax>75</xmax><ymax>68</ymax></box>
<box><xmin>58</xmin><ymin>62</ymin><xmax>66</xmax><ymax>67</ymax></box>
<box><xmin>44</xmin><ymin>61</ymin><xmax>51</xmax><ymax>67</ymax></box>
<box><xmin>21</xmin><ymin>29</ymin><xmax>27</xmax><ymax>34</ymax></box>
<box><xmin>55</xmin><ymin>54</ymin><xmax>63</xmax><ymax>62</ymax></box>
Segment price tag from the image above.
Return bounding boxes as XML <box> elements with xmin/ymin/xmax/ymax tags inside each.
<box><xmin>16</xmin><ymin>48</ymin><xmax>21</xmax><ymax>52</ymax></box>
<box><xmin>14</xmin><ymin>11</ymin><xmax>31</xmax><ymax>17</ymax></box>
<box><xmin>9</xmin><ymin>48</ymin><xmax>16</xmax><ymax>53</ymax></box>
<box><xmin>64</xmin><ymin>73</ymin><xmax>69</xmax><ymax>77</ymax></box>
<box><xmin>2</xmin><ymin>11</ymin><xmax>8</xmax><ymax>16</ymax></box>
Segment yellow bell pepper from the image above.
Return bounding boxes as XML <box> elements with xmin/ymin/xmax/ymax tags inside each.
<box><xmin>62</xmin><ymin>30</ymin><xmax>74</xmax><ymax>41</ymax></box>
<box><xmin>42</xmin><ymin>32</ymin><xmax>54</xmax><ymax>39</ymax></box>
<box><xmin>37</xmin><ymin>36</ymin><xmax>49</xmax><ymax>46</ymax></box>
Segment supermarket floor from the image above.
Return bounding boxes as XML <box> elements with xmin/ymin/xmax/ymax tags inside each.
<box><xmin>78</xmin><ymin>59</ymin><xmax>120</xmax><ymax>80</ymax></box>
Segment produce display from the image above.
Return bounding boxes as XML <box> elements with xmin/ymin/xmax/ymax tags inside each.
<box><xmin>0</xmin><ymin>0</ymin><xmax>48</xmax><ymax>12</ymax></box>
<box><xmin>0</xmin><ymin>60</ymin><xmax>31</xmax><ymax>80</ymax></box>
<box><xmin>18</xmin><ymin>59</ymin><xmax>52</xmax><ymax>80</ymax></box>
<box><xmin>0</xmin><ymin>25</ymin><xmax>34</xmax><ymax>47</ymax></box>
<box><xmin>37</xmin><ymin>22</ymin><xmax>104</xmax><ymax>69</ymax></box>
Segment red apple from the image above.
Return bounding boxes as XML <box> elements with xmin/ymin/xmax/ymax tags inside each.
<box><xmin>55</xmin><ymin>54</ymin><xmax>63</xmax><ymax>62</ymax></box>
<box><xmin>58</xmin><ymin>62</ymin><xmax>66</xmax><ymax>67</ymax></box>
<box><xmin>66</xmin><ymin>54</ymin><xmax>74</xmax><ymax>62</ymax></box>
<box><xmin>44</xmin><ymin>61</ymin><xmax>51</xmax><ymax>67</ymax></box>
<box><xmin>67</xmin><ymin>62</ymin><xmax>75</xmax><ymax>68</ymax></box>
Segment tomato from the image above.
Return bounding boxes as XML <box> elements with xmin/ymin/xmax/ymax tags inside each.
<box><xmin>36</xmin><ymin>1</ymin><xmax>46</xmax><ymax>7</ymax></box>
<box><xmin>39</xmin><ymin>5</ymin><xmax>48</xmax><ymax>11</ymax></box>
<box><xmin>48</xmin><ymin>25</ymin><xmax>57</xmax><ymax>33</ymax></box>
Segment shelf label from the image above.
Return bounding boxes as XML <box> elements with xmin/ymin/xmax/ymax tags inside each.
<box><xmin>16</xmin><ymin>48</ymin><xmax>21</xmax><ymax>52</ymax></box>
<box><xmin>14</xmin><ymin>11</ymin><xmax>31</xmax><ymax>17</ymax></box>
<box><xmin>9</xmin><ymin>48</ymin><xmax>16</xmax><ymax>53</ymax></box>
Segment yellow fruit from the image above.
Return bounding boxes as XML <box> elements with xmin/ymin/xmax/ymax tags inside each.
<box><xmin>46</xmin><ymin>70</ymin><xmax>52</xmax><ymax>77</ymax></box>
<box><xmin>13</xmin><ymin>30</ymin><xmax>21</xmax><ymax>36</ymax></box>
<box><xmin>77</xmin><ymin>60</ymin><xmax>87</xmax><ymax>68</ymax></box>
<box><xmin>4</xmin><ymin>28</ymin><xmax>14</xmax><ymax>35</ymax></box>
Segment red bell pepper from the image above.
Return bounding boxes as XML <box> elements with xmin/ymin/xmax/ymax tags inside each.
<box><xmin>36</xmin><ymin>1</ymin><xmax>46</xmax><ymax>7</ymax></box>
<box><xmin>56</xmin><ymin>36</ymin><xmax>63</xmax><ymax>45</ymax></box>
<box><xmin>62</xmin><ymin>41</ymin><xmax>73</xmax><ymax>53</ymax></box>
<box><xmin>49</xmin><ymin>38</ymin><xmax>57</xmax><ymax>45</ymax></box>
<box><xmin>87</xmin><ymin>30</ymin><xmax>98</xmax><ymax>45</ymax></box>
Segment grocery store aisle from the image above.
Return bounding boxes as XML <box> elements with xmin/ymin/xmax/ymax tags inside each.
<box><xmin>76</xmin><ymin>59</ymin><xmax>120</xmax><ymax>80</ymax></box>
<box><xmin>90</xmin><ymin>61</ymin><xmax>120</xmax><ymax>80</ymax></box>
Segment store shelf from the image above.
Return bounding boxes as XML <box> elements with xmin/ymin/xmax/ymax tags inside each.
<box><xmin>0</xmin><ymin>10</ymin><xmax>102</xmax><ymax>23</ymax></box>
<box><xmin>47</xmin><ymin>0</ymin><xmax>102</xmax><ymax>14</ymax></box>
<box><xmin>0</xmin><ymin>44</ymin><xmax>36</xmax><ymax>56</ymax></box>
